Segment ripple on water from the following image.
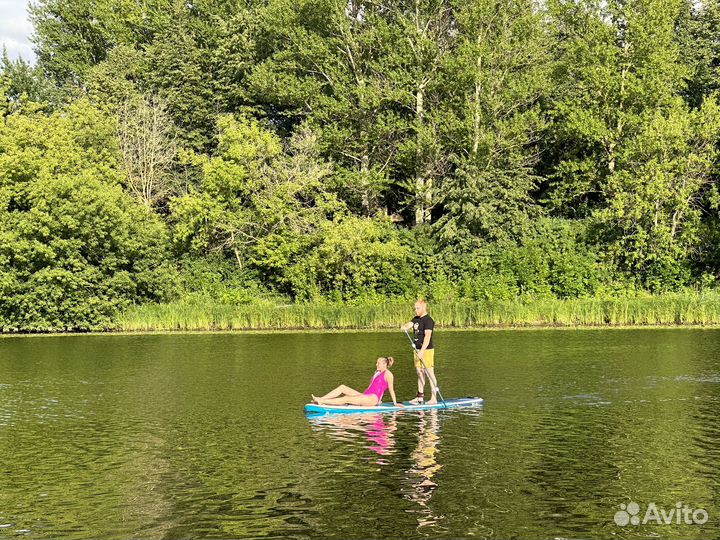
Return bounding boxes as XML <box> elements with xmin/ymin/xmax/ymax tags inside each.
<box><xmin>2</xmin><ymin>330</ymin><xmax>720</xmax><ymax>539</ymax></box>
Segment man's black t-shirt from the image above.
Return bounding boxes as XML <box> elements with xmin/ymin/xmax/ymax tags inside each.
<box><xmin>412</xmin><ymin>314</ymin><xmax>435</xmax><ymax>350</ymax></box>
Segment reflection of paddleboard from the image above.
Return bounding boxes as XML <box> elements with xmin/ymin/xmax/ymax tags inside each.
<box><xmin>305</xmin><ymin>397</ymin><xmax>484</xmax><ymax>415</ymax></box>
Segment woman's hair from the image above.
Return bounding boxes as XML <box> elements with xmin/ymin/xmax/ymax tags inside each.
<box><xmin>379</xmin><ymin>356</ymin><xmax>394</xmax><ymax>368</ymax></box>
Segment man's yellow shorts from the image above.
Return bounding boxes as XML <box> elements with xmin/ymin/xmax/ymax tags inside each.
<box><xmin>414</xmin><ymin>348</ymin><xmax>435</xmax><ymax>369</ymax></box>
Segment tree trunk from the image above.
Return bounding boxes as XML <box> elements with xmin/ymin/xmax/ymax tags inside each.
<box><xmin>472</xmin><ymin>40</ymin><xmax>483</xmax><ymax>157</ymax></box>
<box><xmin>415</xmin><ymin>86</ymin><xmax>427</xmax><ymax>225</ymax></box>
<box><xmin>361</xmin><ymin>153</ymin><xmax>370</xmax><ymax>215</ymax></box>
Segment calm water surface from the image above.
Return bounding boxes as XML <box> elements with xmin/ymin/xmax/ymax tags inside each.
<box><xmin>1</xmin><ymin>329</ymin><xmax>720</xmax><ymax>539</ymax></box>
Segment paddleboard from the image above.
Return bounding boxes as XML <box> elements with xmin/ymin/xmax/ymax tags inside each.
<box><xmin>304</xmin><ymin>396</ymin><xmax>484</xmax><ymax>415</ymax></box>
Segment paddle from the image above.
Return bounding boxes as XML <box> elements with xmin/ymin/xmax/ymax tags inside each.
<box><xmin>404</xmin><ymin>328</ymin><xmax>447</xmax><ymax>409</ymax></box>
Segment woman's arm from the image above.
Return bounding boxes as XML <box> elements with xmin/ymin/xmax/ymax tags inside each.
<box><xmin>386</xmin><ymin>371</ymin><xmax>405</xmax><ymax>407</ymax></box>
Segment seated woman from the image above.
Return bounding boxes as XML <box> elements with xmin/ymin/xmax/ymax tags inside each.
<box><xmin>312</xmin><ymin>356</ymin><xmax>404</xmax><ymax>407</ymax></box>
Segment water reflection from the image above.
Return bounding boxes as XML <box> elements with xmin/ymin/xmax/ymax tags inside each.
<box><xmin>404</xmin><ymin>409</ymin><xmax>443</xmax><ymax>530</ymax></box>
<box><xmin>307</xmin><ymin>413</ymin><xmax>398</xmax><ymax>463</ymax></box>
<box><xmin>308</xmin><ymin>408</ymin><xmax>448</xmax><ymax>531</ymax></box>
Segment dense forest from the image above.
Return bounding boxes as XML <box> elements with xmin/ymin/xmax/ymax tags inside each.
<box><xmin>3</xmin><ymin>0</ymin><xmax>720</xmax><ymax>331</ymax></box>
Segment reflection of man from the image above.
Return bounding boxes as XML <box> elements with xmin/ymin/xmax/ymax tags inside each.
<box><xmin>406</xmin><ymin>409</ymin><xmax>442</xmax><ymax>528</ymax></box>
<box><xmin>412</xmin><ymin>410</ymin><xmax>441</xmax><ymax>490</ymax></box>
<box><xmin>401</xmin><ymin>299</ymin><xmax>438</xmax><ymax>404</ymax></box>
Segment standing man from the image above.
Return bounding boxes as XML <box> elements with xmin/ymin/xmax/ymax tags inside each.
<box><xmin>401</xmin><ymin>299</ymin><xmax>438</xmax><ymax>404</ymax></box>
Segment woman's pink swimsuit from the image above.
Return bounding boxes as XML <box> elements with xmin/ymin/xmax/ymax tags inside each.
<box><xmin>363</xmin><ymin>370</ymin><xmax>389</xmax><ymax>404</ymax></box>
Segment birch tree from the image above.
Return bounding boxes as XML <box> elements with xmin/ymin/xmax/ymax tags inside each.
<box><xmin>549</xmin><ymin>0</ymin><xmax>720</xmax><ymax>287</ymax></box>
<box><xmin>437</xmin><ymin>0</ymin><xmax>550</xmax><ymax>243</ymax></box>
<box><xmin>117</xmin><ymin>95</ymin><xmax>178</xmax><ymax>208</ymax></box>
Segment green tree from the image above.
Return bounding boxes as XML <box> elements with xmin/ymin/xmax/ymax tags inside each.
<box><xmin>0</xmin><ymin>49</ymin><xmax>59</xmax><ymax>110</ymax></box>
<box><xmin>436</xmin><ymin>0</ymin><xmax>550</xmax><ymax>244</ymax></box>
<box><xmin>544</xmin><ymin>0</ymin><xmax>720</xmax><ymax>288</ymax></box>
<box><xmin>594</xmin><ymin>97</ymin><xmax>720</xmax><ymax>289</ymax></box>
<box><xmin>391</xmin><ymin>0</ymin><xmax>456</xmax><ymax>225</ymax></box>
<box><xmin>171</xmin><ymin>116</ymin><xmax>342</xmax><ymax>287</ymax></box>
<box><xmin>33</xmin><ymin>0</ymin><xmax>259</xmax><ymax>150</ymax></box>
<box><xmin>678</xmin><ymin>0</ymin><xmax>720</xmax><ymax>108</ymax></box>
<box><xmin>86</xmin><ymin>44</ymin><xmax>150</xmax><ymax>107</ymax></box>
<box><xmin>0</xmin><ymin>100</ymin><xmax>174</xmax><ymax>331</ymax></box>
<box><xmin>248</xmin><ymin>0</ymin><xmax>409</xmax><ymax>216</ymax></box>
<box><xmin>30</xmin><ymin>0</ymin><xmax>149</xmax><ymax>85</ymax></box>
<box><xmin>547</xmin><ymin>0</ymin><xmax>688</xmax><ymax>215</ymax></box>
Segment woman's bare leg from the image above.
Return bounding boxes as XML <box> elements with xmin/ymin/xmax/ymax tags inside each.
<box><xmin>317</xmin><ymin>384</ymin><xmax>361</xmax><ymax>400</ymax></box>
<box><xmin>316</xmin><ymin>394</ymin><xmax>378</xmax><ymax>406</ymax></box>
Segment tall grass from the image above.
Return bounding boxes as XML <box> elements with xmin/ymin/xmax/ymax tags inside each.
<box><xmin>115</xmin><ymin>291</ymin><xmax>720</xmax><ymax>331</ymax></box>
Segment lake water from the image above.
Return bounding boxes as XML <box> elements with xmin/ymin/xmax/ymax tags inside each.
<box><xmin>1</xmin><ymin>328</ymin><xmax>720</xmax><ymax>539</ymax></box>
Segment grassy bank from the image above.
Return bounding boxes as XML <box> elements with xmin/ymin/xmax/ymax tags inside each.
<box><xmin>116</xmin><ymin>291</ymin><xmax>720</xmax><ymax>331</ymax></box>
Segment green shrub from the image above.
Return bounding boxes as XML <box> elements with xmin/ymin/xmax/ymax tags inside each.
<box><xmin>284</xmin><ymin>216</ymin><xmax>413</xmax><ymax>301</ymax></box>
<box><xmin>0</xmin><ymin>101</ymin><xmax>174</xmax><ymax>331</ymax></box>
<box><xmin>174</xmin><ymin>256</ymin><xmax>269</xmax><ymax>304</ymax></box>
<box><xmin>416</xmin><ymin>218</ymin><xmax>614</xmax><ymax>301</ymax></box>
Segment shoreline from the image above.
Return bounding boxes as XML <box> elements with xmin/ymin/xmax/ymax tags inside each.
<box><xmin>3</xmin><ymin>322</ymin><xmax>720</xmax><ymax>338</ymax></box>
<box><xmin>6</xmin><ymin>291</ymin><xmax>720</xmax><ymax>335</ymax></box>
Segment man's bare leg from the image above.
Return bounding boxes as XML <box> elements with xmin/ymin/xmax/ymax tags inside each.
<box><xmin>425</xmin><ymin>367</ymin><xmax>438</xmax><ymax>404</ymax></box>
<box><xmin>410</xmin><ymin>367</ymin><xmax>426</xmax><ymax>404</ymax></box>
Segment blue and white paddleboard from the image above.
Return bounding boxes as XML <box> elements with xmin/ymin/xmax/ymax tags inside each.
<box><xmin>304</xmin><ymin>396</ymin><xmax>484</xmax><ymax>415</ymax></box>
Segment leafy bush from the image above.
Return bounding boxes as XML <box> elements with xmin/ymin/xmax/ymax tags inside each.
<box><xmin>284</xmin><ymin>216</ymin><xmax>413</xmax><ymax>301</ymax></box>
<box><xmin>407</xmin><ymin>219</ymin><xmax>614</xmax><ymax>302</ymax></box>
<box><xmin>0</xmin><ymin>100</ymin><xmax>174</xmax><ymax>331</ymax></box>
<box><xmin>174</xmin><ymin>256</ymin><xmax>270</xmax><ymax>304</ymax></box>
